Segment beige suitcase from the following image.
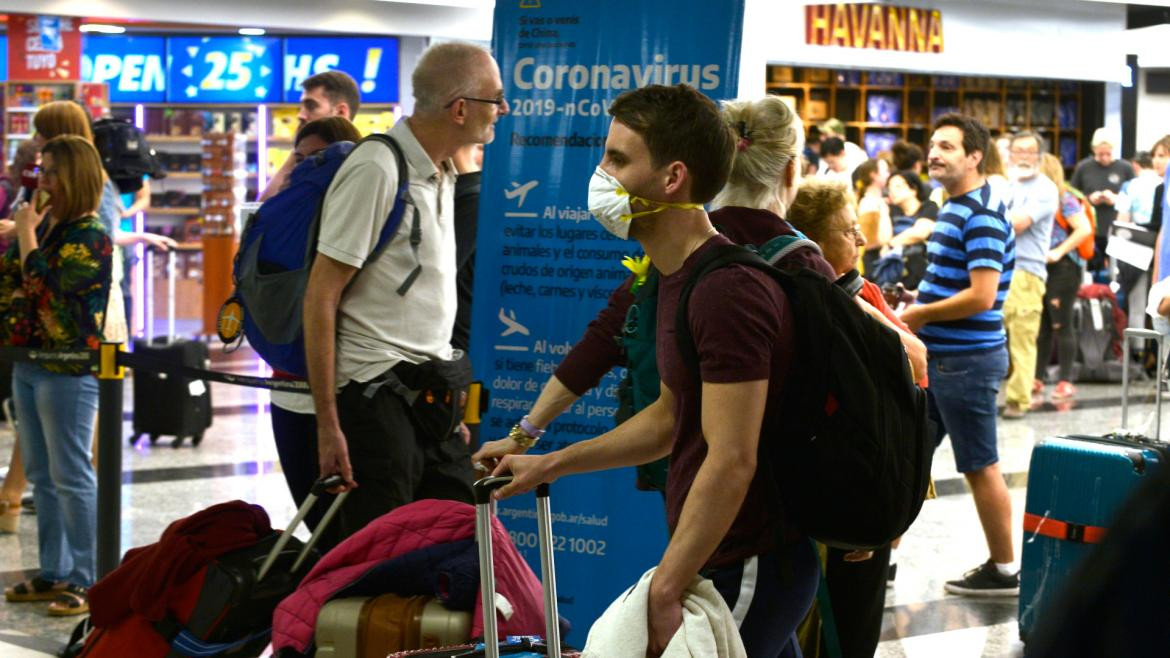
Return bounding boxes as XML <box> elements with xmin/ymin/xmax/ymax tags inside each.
<box><xmin>315</xmin><ymin>593</ymin><xmax>471</xmax><ymax>658</ymax></box>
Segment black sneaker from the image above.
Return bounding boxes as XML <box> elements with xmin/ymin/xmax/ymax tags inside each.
<box><xmin>944</xmin><ymin>560</ymin><xmax>1019</xmax><ymax>597</ymax></box>
<box><xmin>886</xmin><ymin>562</ymin><xmax>897</xmax><ymax>589</ymax></box>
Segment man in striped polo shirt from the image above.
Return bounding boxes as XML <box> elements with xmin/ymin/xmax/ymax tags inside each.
<box><xmin>901</xmin><ymin>114</ymin><xmax>1019</xmax><ymax>597</ymax></box>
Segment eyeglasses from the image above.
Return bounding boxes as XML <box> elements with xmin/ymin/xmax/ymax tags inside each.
<box><xmin>842</xmin><ymin>225</ymin><xmax>863</xmax><ymax>240</ymax></box>
<box><xmin>443</xmin><ymin>95</ymin><xmax>506</xmax><ymax>109</ymax></box>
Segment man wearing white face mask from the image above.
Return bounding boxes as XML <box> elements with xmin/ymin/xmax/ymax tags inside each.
<box><xmin>1001</xmin><ymin>131</ymin><xmax>1058</xmax><ymax>419</ymax></box>
<box><xmin>488</xmin><ymin>85</ymin><xmax>819</xmax><ymax>657</ymax></box>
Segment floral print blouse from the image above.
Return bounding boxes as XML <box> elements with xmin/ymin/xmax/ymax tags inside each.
<box><xmin>0</xmin><ymin>215</ymin><xmax>113</xmax><ymax>374</ymax></box>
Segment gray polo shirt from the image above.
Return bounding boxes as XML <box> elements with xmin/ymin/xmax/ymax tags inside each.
<box><xmin>317</xmin><ymin>118</ymin><xmax>458</xmax><ymax>388</ymax></box>
<box><xmin>1008</xmin><ymin>173</ymin><xmax>1058</xmax><ymax>280</ymax></box>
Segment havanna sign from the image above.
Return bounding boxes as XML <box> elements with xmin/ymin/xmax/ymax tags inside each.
<box><xmin>805</xmin><ymin>4</ymin><xmax>943</xmax><ymax>54</ymax></box>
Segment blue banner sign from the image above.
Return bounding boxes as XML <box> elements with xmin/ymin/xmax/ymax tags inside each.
<box><xmin>168</xmin><ymin>36</ymin><xmax>283</xmax><ymax>103</ymax></box>
<box><xmin>471</xmin><ymin>0</ymin><xmax>744</xmax><ymax>637</ymax></box>
<box><xmin>283</xmin><ymin>37</ymin><xmax>399</xmax><ymax>104</ymax></box>
<box><xmin>81</xmin><ymin>35</ymin><xmax>166</xmax><ymax>103</ymax></box>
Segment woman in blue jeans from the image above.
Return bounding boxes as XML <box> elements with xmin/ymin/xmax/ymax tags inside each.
<box><xmin>0</xmin><ymin>135</ymin><xmax>113</xmax><ymax>616</ymax></box>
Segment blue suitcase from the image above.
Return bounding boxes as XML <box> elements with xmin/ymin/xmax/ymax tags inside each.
<box><xmin>1019</xmin><ymin>328</ymin><xmax>1169</xmax><ymax>640</ymax></box>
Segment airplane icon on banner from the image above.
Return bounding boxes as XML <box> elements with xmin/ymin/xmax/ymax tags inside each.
<box><xmin>498</xmin><ymin>308</ymin><xmax>530</xmax><ymax>337</ymax></box>
<box><xmin>504</xmin><ymin>180</ymin><xmax>539</xmax><ymax>208</ymax></box>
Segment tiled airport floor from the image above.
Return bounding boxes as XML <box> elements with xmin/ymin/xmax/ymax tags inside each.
<box><xmin>0</xmin><ymin>342</ymin><xmax>1160</xmax><ymax>657</ymax></box>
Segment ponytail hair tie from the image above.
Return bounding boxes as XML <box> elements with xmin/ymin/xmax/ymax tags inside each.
<box><xmin>736</xmin><ymin>120</ymin><xmax>751</xmax><ymax>151</ymax></box>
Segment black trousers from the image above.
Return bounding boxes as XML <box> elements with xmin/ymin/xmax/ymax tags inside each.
<box><xmin>332</xmin><ymin>377</ymin><xmax>475</xmax><ymax>544</ymax></box>
<box><xmin>823</xmin><ymin>544</ymin><xmax>893</xmax><ymax>658</ymax></box>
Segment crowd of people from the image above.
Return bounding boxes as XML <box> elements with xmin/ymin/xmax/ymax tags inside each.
<box><xmin>0</xmin><ymin>37</ymin><xmax>1167</xmax><ymax>656</ymax></box>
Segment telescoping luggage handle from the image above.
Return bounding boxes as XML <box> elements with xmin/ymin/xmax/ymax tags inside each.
<box><xmin>1122</xmin><ymin>328</ymin><xmax>1166</xmax><ymax>442</ymax></box>
<box><xmin>256</xmin><ymin>474</ymin><xmax>350</xmax><ymax>582</ymax></box>
<box><xmin>473</xmin><ymin>476</ymin><xmax>561</xmax><ymax>658</ymax></box>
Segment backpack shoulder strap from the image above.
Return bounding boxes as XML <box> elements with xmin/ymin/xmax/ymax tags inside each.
<box><xmin>357</xmin><ymin>133</ymin><xmax>424</xmax><ymax>296</ymax></box>
<box><xmin>675</xmin><ymin>244</ymin><xmax>783</xmax><ymax>385</ymax></box>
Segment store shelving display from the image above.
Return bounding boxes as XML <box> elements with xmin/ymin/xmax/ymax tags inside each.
<box><xmin>767</xmin><ymin>66</ymin><xmax>1088</xmax><ymax>168</ymax></box>
<box><xmin>3</xmin><ymin>81</ymin><xmax>109</xmax><ymax>159</ymax></box>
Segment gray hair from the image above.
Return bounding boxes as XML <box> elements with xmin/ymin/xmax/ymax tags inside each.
<box><xmin>711</xmin><ymin>96</ymin><xmax>804</xmax><ymax>216</ymax></box>
<box><xmin>412</xmin><ymin>41</ymin><xmax>496</xmax><ymax>115</ymax></box>
<box><xmin>1010</xmin><ymin>130</ymin><xmax>1046</xmax><ymax>154</ymax></box>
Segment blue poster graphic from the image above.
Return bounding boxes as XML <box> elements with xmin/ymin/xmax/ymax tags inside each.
<box><xmin>82</xmin><ymin>35</ymin><xmax>167</xmax><ymax>103</ymax></box>
<box><xmin>471</xmin><ymin>0</ymin><xmax>744</xmax><ymax>638</ymax></box>
<box><xmin>168</xmin><ymin>36</ymin><xmax>282</xmax><ymax>103</ymax></box>
<box><xmin>283</xmin><ymin>37</ymin><xmax>399</xmax><ymax>104</ymax></box>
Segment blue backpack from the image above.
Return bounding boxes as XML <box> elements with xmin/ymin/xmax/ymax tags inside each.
<box><xmin>230</xmin><ymin>134</ymin><xmax>417</xmax><ymax>377</ymax></box>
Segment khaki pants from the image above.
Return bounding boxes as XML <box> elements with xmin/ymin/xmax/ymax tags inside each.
<box><xmin>1003</xmin><ymin>269</ymin><xmax>1046</xmax><ymax>409</ymax></box>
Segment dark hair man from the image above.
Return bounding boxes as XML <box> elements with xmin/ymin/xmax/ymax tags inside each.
<box><xmin>490</xmin><ymin>84</ymin><xmax>819</xmax><ymax>656</ymax></box>
<box><xmin>260</xmin><ymin>70</ymin><xmax>363</xmax><ymax>200</ymax></box>
<box><xmin>901</xmin><ymin>113</ymin><xmax>1019</xmax><ymax>596</ymax></box>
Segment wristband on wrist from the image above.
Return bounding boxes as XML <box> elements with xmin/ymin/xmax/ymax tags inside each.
<box><xmin>519</xmin><ymin>416</ymin><xmax>545</xmax><ymax>438</ymax></box>
<box><xmin>508</xmin><ymin>415</ymin><xmax>545</xmax><ymax>449</ymax></box>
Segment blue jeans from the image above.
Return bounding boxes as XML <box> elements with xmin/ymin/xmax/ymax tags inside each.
<box><xmin>12</xmin><ymin>362</ymin><xmax>99</xmax><ymax>587</ymax></box>
<box><xmin>926</xmin><ymin>346</ymin><xmax>1010</xmax><ymax>473</ymax></box>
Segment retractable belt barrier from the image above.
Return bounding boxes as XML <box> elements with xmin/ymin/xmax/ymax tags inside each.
<box><xmin>0</xmin><ymin>341</ymin><xmax>314</xmax><ymax>579</ymax></box>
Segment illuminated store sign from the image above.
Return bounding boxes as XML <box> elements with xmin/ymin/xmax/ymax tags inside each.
<box><xmin>283</xmin><ymin>37</ymin><xmax>399</xmax><ymax>103</ymax></box>
<box><xmin>805</xmin><ymin>4</ymin><xmax>944</xmax><ymax>53</ymax></box>
<box><xmin>168</xmin><ymin>36</ymin><xmax>283</xmax><ymax>103</ymax></box>
<box><xmin>82</xmin><ymin>36</ymin><xmax>166</xmax><ymax>103</ymax></box>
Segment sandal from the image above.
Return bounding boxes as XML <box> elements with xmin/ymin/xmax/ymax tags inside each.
<box><xmin>47</xmin><ymin>584</ymin><xmax>88</xmax><ymax>617</ymax></box>
<box><xmin>5</xmin><ymin>576</ymin><xmax>64</xmax><ymax>602</ymax></box>
<box><xmin>0</xmin><ymin>499</ymin><xmax>19</xmax><ymax>534</ymax></box>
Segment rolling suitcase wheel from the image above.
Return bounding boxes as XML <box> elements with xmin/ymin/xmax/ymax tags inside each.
<box><xmin>149</xmin><ymin>434</ymin><xmax>160</xmax><ymax>445</ymax></box>
<box><xmin>191</xmin><ymin>433</ymin><xmax>204</xmax><ymax>447</ymax></box>
<box><xmin>128</xmin><ymin>433</ymin><xmax>141</xmax><ymax>447</ymax></box>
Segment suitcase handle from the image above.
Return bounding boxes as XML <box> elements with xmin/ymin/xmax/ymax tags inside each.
<box><xmin>474</xmin><ymin>476</ymin><xmax>560</xmax><ymax>658</ymax></box>
<box><xmin>257</xmin><ymin>474</ymin><xmax>349</xmax><ymax>582</ymax></box>
<box><xmin>1122</xmin><ymin>328</ymin><xmax>1165</xmax><ymax>441</ymax></box>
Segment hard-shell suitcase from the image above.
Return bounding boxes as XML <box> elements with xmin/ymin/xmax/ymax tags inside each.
<box><xmin>388</xmin><ymin>476</ymin><xmax>574</xmax><ymax>658</ymax></box>
<box><xmin>131</xmin><ymin>248</ymin><xmax>212</xmax><ymax>447</ymax></box>
<box><xmin>74</xmin><ymin>475</ymin><xmax>349</xmax><ymax>657</ymax></box>
<box><xmin>1019</xmin><ymin>328</ymin><xmax>1168</xmax><ymax>640</ymax></box>
<box><xmin>315</xmin><ymin>593</ymin><xmax>472</xmax><ymax>657</ymax></box>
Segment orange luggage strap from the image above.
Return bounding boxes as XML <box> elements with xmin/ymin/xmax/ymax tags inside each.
<box><xmin>1023</xmin><ymin>512</ymin><xmax>1107</xmax><ymax>544</ymax></box>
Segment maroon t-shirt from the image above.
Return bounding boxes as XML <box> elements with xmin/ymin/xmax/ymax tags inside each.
<box><xmin>658</xmin><ymin>233</ymin><xmax>799</xmax><ymax>568</ymax></box>
<box><xmin>554</xmin><ymin>206</ymin><xmax>833</xmax><ymax>395</ymax></box>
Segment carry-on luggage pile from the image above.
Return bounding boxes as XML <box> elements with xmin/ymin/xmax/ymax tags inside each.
<box><xmin>381</xmin><ymin>476</ymin><xmax>577</xmax><ymax>658</ymax></box>
<box><xmin>1019</xmin><ymin>327</ymin><xmax>1168</xmax><ymax>640</ymax></box>
<box><xmin>69</xmin><ymin>475</ymin><xmax>348</xmax><ymax>657</ymax></box>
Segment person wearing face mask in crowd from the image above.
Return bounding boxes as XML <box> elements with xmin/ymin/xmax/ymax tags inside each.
<box><xmin>1071</xmin><ymin>129</ymin><xmax>1134</xmax><ymax>273</ymax></box>
<box><xmin>1001</xmin><ymin>131</ymin><xmax>1058</xmax><ymax>420</ymax></box>
<box><xmin>472</xmin><ymin>95</ymin><xmax>835</xmax><ymax>488</ymax></box>
<box><xmin>487</xmin><ymin>84</ymin><xmax>825</xmax><ymax>656</ymax></box>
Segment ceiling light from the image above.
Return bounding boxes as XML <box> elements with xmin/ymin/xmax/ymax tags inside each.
<box><xmin>239</xmin><ymin>28</ymin><xmax>266</xmax><ymax>36</ymax></box>
<box><xmin>80</xmin><ymin>24</ymin><xmax>126</xmax><ymax>34</ymax></box>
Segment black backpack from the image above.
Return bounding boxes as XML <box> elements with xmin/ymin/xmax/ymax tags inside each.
<box><xmin>675</xmin><ymin>243</ymin><xmax>933</xmax><ymax>550</ymax></box>
<box><xmin>92</xmin><ymin>117</ymin><xmax>166</xmax><ymax>194</ymax></box>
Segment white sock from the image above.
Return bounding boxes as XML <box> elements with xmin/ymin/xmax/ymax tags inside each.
<box><xmin>995</xmin><ymin>561</ymin><xmax>1018</xmax><ymax>576</ymax></box>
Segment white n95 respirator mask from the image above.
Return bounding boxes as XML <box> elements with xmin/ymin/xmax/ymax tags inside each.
<box><xmin>586</xmin><ymin>166</ymin><xmax>703</xmax><ymax>240</ymax></box>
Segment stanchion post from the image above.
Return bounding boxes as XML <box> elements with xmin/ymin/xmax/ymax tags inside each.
<box><xmin>96</xmin><ymin>342</ymin><xmax>125</xmax><ymax>579</ymax></box>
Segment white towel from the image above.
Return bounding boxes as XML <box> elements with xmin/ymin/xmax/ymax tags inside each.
<box><xmin>582</xmin><ymin>567</ymin><xmax>746</xmax><ymax>658</ymax></box>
